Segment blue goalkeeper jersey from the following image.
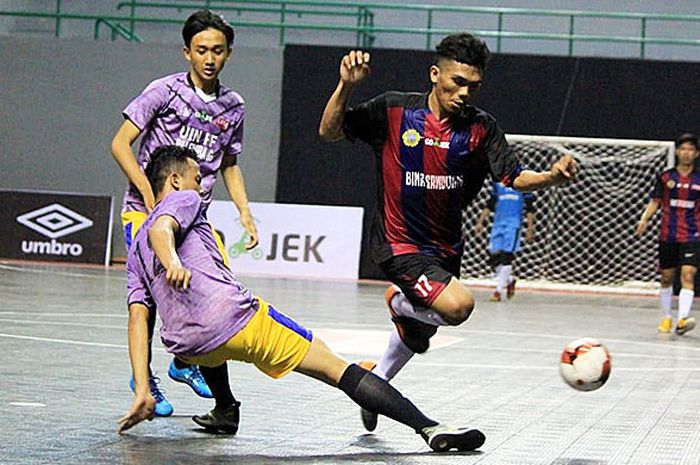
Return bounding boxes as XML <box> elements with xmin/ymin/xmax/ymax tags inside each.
<box><xmin>489</xmin><ymin>183</ymin><xmax>535</xmax><ymax>229</ymax></box>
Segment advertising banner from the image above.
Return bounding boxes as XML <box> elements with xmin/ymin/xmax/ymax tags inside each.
<box><xmin>208</xmin><ymin>201</ymin><xmax>363</xmax><ymax>279</ymax></box>
<box><xmin>0</xmin><ymin>190</ymin><xmax>113</xmax><ymax>266</ymax></box>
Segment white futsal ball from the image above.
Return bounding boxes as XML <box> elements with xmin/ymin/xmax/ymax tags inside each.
<box><xmin>559</xmin><ymin>337</ymin><xmax>611</xmax><ymax>391</ymax></box>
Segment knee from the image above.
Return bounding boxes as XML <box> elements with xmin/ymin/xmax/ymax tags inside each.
<box><xmin>440</xmin><ymin>294</ymin><xmax>475</xmax><ymax>325</ymax></box>
<box><xmin>681</xmin><ymin>271</ymin><xmax>696</xmax><ymax>287</ymax></box>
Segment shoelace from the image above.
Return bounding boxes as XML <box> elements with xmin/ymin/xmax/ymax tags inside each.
<box><xmin>149</xmin><ymin>376</ymin><xmax>168</xmax><ymax>403</ymax></box>
<box><xmin>189</xmin><ymin>365</ymin><xmax>207</xmax><ymax>385</ymax></box>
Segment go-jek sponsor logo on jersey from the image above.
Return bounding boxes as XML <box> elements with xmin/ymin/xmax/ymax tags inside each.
<box><xmin>401</xmin><ymin>129</ymin><xmax>450</xmax><ymax>149</ymax></box>
<box><xmin>16</xmin><ymin>203</ymin><xmax>93</xmax><ymax>257</ymax></box>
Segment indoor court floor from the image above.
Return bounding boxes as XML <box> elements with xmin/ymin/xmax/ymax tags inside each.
<box><xmin>2</xmin><ymin>261</ymin><xmax>700</xmax><ymax>465</ymax></box>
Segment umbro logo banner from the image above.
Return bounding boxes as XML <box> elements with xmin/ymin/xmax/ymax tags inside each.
<box><xmin>0</xmin><ymin>190</ymin><xmax>114</xmax><ymax>266</ymax></box>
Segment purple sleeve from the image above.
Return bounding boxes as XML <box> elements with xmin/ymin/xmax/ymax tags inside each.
<box><xmin>122</xmin><ymin>80</ymin><xmax>168</xmax><ymax>131</ymax></box>
<box><xmin>155</xmin><ymin>190</ymin><xmax>203</xmax><ymax>233</ymax></box>
<box><xmin>225</xmin><ymin>110</ymin><xmax>244</xmax><ymax>157</ymax></box>
<box><xmin>126</xmin><ymin>255</ymin><xmax>153</xmax><ymax>309</ymax></box>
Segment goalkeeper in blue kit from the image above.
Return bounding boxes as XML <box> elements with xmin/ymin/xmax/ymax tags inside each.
<box><xmin>475</xmin><ymin>182</ymin><xmax>536</xmax><ymax>301</ymax></box>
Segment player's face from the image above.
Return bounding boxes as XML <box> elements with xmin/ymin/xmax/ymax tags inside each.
<box><xmin>184</xmin><ymin>28</ymin><xmax>232</xmax><ymax>90</ymax></box>
<box><xmin>676</xmin><ymin>142</ymin><xmax>699</xmax><ymax>167</ymax></box>
<box><xmin>176</xmin><ymin>158</ymin><xmax>204</xmax><ymax>196</ymax></box>
<box><xmin>429</xmin><ymin>59</ymin><xmax>483</xmax><ymax>116</ymax></box>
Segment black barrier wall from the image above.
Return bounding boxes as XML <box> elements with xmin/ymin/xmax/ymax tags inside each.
<box><xmin>277</xmin><ymin>44</ymin><xmax>700</xmax><ymax>279</ymax></box>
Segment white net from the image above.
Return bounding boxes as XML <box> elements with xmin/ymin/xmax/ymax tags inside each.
<box><xmin>461</xmin><ymin>135</ymin><xmax>675</xmax><ymax>288</ymax></box>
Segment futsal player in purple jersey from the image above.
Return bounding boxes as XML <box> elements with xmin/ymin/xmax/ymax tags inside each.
<box><xmin>637</xmin><ymin>133</ymin><xmax>700</xmax><ymax>335</ymax></box>
<box><xmin>319</xmin><ymin>33</ymin><xmax>577</xmax><ymax>431</ymax></box>
<box><xmin>111</xmin><ymin>10</ymin><xmax>257</xmax><ymax>416</ymax></box>
<box><xmin>117</xmin><ymin>145</ymin><xmax>486</xmax><ymax>452</ymax></box>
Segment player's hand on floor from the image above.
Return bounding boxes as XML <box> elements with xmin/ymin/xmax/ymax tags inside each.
<box><xmin>340</xmin><ymin>50</ymin><xmax>371</xmax><ymax>86</ymax></box>
<box><xmin>117</xmin><ymin>393</ymin><xmax>156</xmax><ymax>433</ymax></box>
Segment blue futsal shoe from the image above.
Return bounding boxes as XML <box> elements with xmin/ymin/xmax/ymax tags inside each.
<box><xmin>168</xmin><ymin>360</ymin><xmax>214</xmax><ymax>398</ymax></box>
<box><xmin>129</xmin><ymin>375</ymin><xmax>173</xmax><ymax>417</ymax></box>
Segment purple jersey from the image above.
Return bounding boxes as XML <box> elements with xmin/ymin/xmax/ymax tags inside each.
<box><xmin>126</xmin><ymin>190</ymin><xmax>256</xmax><ymax>357</ymax></box>
<box><xmin>121</xmin><ymin>72</ymin><xmax>245</xmax><ymax>212</ymax></box>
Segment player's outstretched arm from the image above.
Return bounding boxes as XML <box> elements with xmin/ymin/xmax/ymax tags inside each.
<box><xmin>318</xmin><ymin>50</ymin><xmax>371</xmax><ymax>141</ymax></box>
<box><xmin>221</xmin><ymin>155</ymin><xmax>258</xmax><ymax>250</ymax></box>
<box><xmin>513</xmin><ymin>155</ymin><xmax>578</xmax><ymax>192</ymax></box>
<box><xmin>148</xmin><ymin>216</ymin><xmax>191</xmax><ymax>290</ymax></box>
<box><xmin>118</xmin><ymin>303</ymin><xmax>155</xmax><ymax>432</ymax></box>
<box><xmin>111</xmin><ymin>120</ymin><xmax>156</xmax><ymax>211</ymax></box>
<box><xmin>636</xmin><ymin>200</ymin><xmax>660</xmax><ymax>237</ymax></box>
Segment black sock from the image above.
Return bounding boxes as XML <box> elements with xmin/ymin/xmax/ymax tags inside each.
<box><xmin>338</xmin><ymin>364</ymin><xmax>438</xmax><ymax>433</ymax></box>
<box><xmin>199</xmin><ymin>363</ymin><xmax>238</xmax><ymax>410</ymax></box>
<box><xmin>146</xmin><ymin>307</ymin><xmax>157</xmax><ymax>365</ymax></box>
<box><xmin>173</xmin><ymin>358</ymin><xmax>189</xmax><ymax>370</ymax></box>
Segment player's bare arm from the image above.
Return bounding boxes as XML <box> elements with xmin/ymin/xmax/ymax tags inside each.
<box><xmin>148</xmin><ymin>215</ymin><xmax>191</xmax><ymax>290</ymax></box>
<box><xmin>111</xmin><ymin>120</ymin><xmax>156</xmax><ymax>211</ymax></box>
<box><xmin>318</xmin><ymin>50</ymin><xmax>371</xmax><ymax>141</ymax></box>
<box><xmin>118</xmin><ymin>303</ymin><xmax>156</xmax><ymax>432</ymax></box>
<box><xmin>513</xmin><ymin>155</ymin><xmax>578</xmax><ymax>192</ymax></box>
<box><xmin>636</xmin><ymin>199</ymin><xmax>660</xmax><ymax>237</ymax></box>
<box><xmin>525</xmin><ymin>212</ymin><xmax>536</xmax><ymax>242</ymax></box>
<box><xmin>221</xmin><ymin>154</ymin><xmax>259</xmax><ymax>249</ymax></box>
<box><xmin>474</xmin><ymin>208</ymin><xmax>491</xmax><ymax>236</ymax></box>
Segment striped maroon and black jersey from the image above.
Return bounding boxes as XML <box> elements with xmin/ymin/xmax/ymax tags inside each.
<box><xmin>652</xmin><ymin>168</ymin><xmax>700</xmax><ymax>243</ymax></box>
<box><xmin>343</xmin><ymin>91</ymin><xmax>522</xmax><ymax>262</ymax></box>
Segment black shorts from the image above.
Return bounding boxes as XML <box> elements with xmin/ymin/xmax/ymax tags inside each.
<box><xmin>379</xmin><ymin>254</ymin><xmax>460</xmax><ymax>307</ymax></box>
<box><xmin>658</xmin><ymin>242</ymin><xmax>700</xmax><ymax>269</ymax></box>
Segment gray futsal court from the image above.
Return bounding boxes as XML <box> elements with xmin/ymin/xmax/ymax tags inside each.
<box><xmin>2</xmin><ymin>261</ymin><xmax>700</xmax><ymax>465</ymax></box>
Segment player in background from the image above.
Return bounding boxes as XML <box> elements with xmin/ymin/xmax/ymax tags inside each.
<box><xmin>475</xmin><ymin>182</ymin><xmax>536</xmax><ymax>302</ymax></box>
<box><xmin>318</xmin><ymin>33</ymin><xmax>577</xmax><ymax>431</ymax></box>
<box><xmin>111</xmin><ymin>10</ymin><xmax>258</xmax><ymax>416</ymax></box>
<box><xmin>637</xmin><ymin>133</ymin><xmax>700</xmax><ymax>335</ymax></box>
<box><xmin>118</xmin><ymin>145</ymin><xmax>486</xmax><ymax>453</ymax></box>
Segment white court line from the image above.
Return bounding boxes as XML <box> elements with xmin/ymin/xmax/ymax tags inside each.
<box><xmin>0</xmin><ymin>312</ymin><xmax>126</xmax><ymax>318</ymax></box>
<box><xmin>0</xmin><ymin>319</ymin><xmax>125</xmax><ymax>330</ymax></box>
<box><xmin>1</xmin><ymin>331</ymin><xmax>697</xmax><ymax>372</ymax></box>
<box><xmin>0</xmin><ymin>263</ymin><xmax>126</xmax><ymax>280</ymax></box>
<box><xmin>9</xmin><ymin>402</ymin><xmax>46</xmax><ymax>407</ymax></box>
<box><xmin>0</xmin><ymin>333</ymin><xmax>132</xmax><ymax>349</ymax></box>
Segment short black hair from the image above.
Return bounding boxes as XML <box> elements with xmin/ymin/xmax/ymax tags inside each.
<box><xmin>676</xmin><ymin>133</ymin><xmax>698</xmax><ymax>149</ymax></box>
<box><xmin>145</xmin><ymin>145</ymin><xmax>198</xmax><ymax>195</ymax></box>
<box><xmin>435</xmin><ymin>33</ymin><xmax>491</xmax><ymax>70</ymax></box>
<box><xmin>182</xmin><ymin>9</ymin><xmax>235</xmax><ymax>48</ymax></box>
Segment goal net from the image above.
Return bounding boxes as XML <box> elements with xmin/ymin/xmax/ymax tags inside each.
<box><xmin>461</xmin><ymin>135</ymin><xmax>675</xmax><ymax>291</ymax></box>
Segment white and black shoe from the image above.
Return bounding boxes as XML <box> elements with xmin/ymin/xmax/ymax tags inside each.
<box><xmin>420</xmin><ymin>424</ymin><xmax>485</xmax><ymax>452</ymax></box>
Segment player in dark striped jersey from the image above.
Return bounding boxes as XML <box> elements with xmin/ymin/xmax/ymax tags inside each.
<box><xmin>637</xmin><ymin>133</ymin><xmax>700</xmax><ymax>335</ymax></box>
<box><xmin>319</xmin><ymin>33</ymin><xmax>577</xmax><ymax>431</ymax></box>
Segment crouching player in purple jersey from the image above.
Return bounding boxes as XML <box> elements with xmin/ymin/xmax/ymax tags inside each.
<box><xmin>319</xmin><ymin>33</ymin><xmax>577</xmax><ymax>431</ymax></box>
<box><xmin>117</xmin><ymin>145</ymin><xmax>485</xmax><ymax>452</ymax></box>
<box><xmin>111</xmin><ymin>10</ymin><xmax>258</xmax><ymax>416</ymax></box>
<box><xmin>636</xmin><ymin>133</ymin><xmax>700</xmax><ymax>335</ymax></box>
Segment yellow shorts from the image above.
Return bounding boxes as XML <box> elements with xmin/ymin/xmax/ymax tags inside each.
<box><xmin>182</xmin><ymin>298</ymin><xmax>313</xmax><ymax>379</ymax></box>
<box><xmin>121</xmin><ymin>210</ymin><xmax>229</xmax><ymax>267</ymax></box>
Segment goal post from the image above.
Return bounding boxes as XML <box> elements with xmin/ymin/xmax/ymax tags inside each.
<box><xmin>461</xmin><ymin>135</ymin><xmax>675</xmax><ymax>292</ymax></box>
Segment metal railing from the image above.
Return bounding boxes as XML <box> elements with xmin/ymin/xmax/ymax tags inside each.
<box><xmin>1</xmin><ymin>0</ymin><xmax>699</xmax><ymax>58</ymax></box>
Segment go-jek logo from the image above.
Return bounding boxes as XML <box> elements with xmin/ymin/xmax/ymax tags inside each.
<box><xmin>16</xmin><ymin>203</ymin><xmax>93</xmax><ymax>256</ymax></box>
<box><xmin>226</xmin><ymin>217</ymin><xmax>325</xmax><ymax>263</ymax></box>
